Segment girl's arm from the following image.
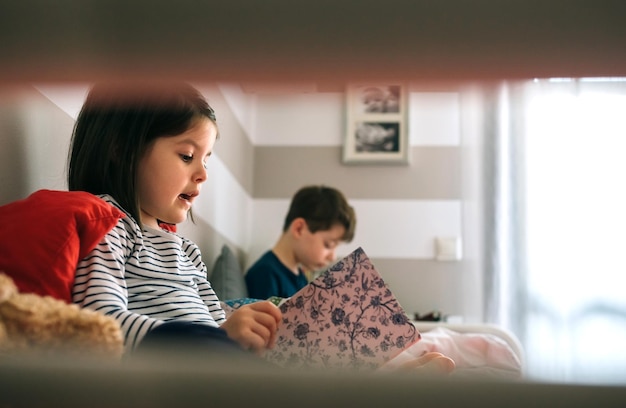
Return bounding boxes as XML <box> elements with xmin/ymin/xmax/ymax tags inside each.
<box><xmin>72</xmin><ymin>223</ymin><xmax>163</xmax><ymax>353</ymax></box>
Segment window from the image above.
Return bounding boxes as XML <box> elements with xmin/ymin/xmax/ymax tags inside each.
<box><xmin>523</xmin><ymin>78</ymin><xmax>626</xmax><ymax>384</ymax></box>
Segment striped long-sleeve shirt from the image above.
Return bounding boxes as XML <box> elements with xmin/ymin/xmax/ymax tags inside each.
<box><xmin>72</xmin><ymin>194</ymin><xmax>225</xmax><ymax>353</ymax></box>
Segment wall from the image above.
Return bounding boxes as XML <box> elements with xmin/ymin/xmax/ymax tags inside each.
<box><xmin>245</xmin><ymin>82</ymin><xmax>484</xmax><ymax>322</ymax></box>
<box><xmin>0</xmin><ymin>86</ymin><xmax>75</xmax><ymax>201</ymax></box>
<box><xmin>0</xmin><ymin>81</ymin><xmax>485</xmax><ymax>323</ymax></box>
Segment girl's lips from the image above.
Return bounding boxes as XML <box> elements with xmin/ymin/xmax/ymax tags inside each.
<box><xmin>179</xmin><ymin>191</ymin><xmax>199</xmax><ymax>203</ymax></box>
<box><xmin>178</xmin><ymin>194</ymin><xmax>194</xmax><ymax>207</ymax></box>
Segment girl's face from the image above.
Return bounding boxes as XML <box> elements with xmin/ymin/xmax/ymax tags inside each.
<box><xmin>295</xmin><ymin>222</ymin><xmax>346</xmax><ymax>272</ymax></box>
<box><xmin>137</xmin><ymin>118</ymin><xmax>218</xmax><ymax>229</ymax></box>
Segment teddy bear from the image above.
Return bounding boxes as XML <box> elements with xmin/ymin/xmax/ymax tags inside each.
<box><xmin>0</xmin><ymin>272</ymin><xmax>124</xmax><ymax>359</ymax></box>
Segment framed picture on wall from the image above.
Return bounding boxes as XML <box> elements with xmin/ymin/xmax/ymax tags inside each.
<box><xmin>343</xmin><ymin>83</ymin><xmax>409</xmax><ymax>165</ymax></box>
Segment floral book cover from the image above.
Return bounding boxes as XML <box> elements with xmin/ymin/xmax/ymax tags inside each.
<box><xmin>264</xmin><ymin>246</ymin><xmax>420</xmax><ymax>371</ymax></box>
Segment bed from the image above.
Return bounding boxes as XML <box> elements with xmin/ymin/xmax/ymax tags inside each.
<box><xmin>218</xmin><ymin>246</ymin><xmax>525</xmax><ymax>377</ymax></box>
<box><xmin>224</xmin><ymin>301</ymin><xmax>525</xmax><ymax>377</ymax></box>
<box><xmin>208</xmin><ymin>242</ymin><xmax>525</xmax><ymax>377</ymax></box>
<box><xmin>385</xmin><ymin>321</ymin><xmax>524</xmax><ymax>378</ymax></box>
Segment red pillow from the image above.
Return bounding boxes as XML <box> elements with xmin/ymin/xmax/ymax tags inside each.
<box><xmin>0</xmin><ymin>189</ymin><xmax>124</xmax><ymax>303</ymax></box>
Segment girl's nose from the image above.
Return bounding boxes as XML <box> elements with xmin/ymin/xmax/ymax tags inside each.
<box><xmin>195</xmin><ymin>165</ymin><xmax>208</xmax><ymax>183</ymax></box>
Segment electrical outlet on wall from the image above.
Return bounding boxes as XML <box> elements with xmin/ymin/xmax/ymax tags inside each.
<box><xmin>435</xmin><ymin>236</ymin><xmax>462</xmax><ymax>261</ymax></box>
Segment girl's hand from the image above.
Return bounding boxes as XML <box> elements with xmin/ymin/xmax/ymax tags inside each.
<box><xmin>220</xmin><ymin>301</ymin><xmax>282</xmax><ymax>355</ymax></box>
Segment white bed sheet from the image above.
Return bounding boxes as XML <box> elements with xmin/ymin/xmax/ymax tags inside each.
<box><xmin>383</xmin><ymin>322</ymin><xmax>524</xmax><ymax>379</ymax></box>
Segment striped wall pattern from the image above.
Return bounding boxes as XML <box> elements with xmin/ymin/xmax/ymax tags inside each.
<box><xmin>211</xmin><ymin>84</ymin><xmax>483</xmax><ymax>322</ymax></box>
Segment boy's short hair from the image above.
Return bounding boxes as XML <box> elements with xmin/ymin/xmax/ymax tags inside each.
<box><xmin>283</xmin><ymin>185</ymin><xmax>356</xmax><ymax>242</ymax></box>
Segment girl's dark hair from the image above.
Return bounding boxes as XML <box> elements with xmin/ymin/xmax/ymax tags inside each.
<box><xmin>67</xmin><ymin>81</ymin><xmax>217</xmax><ymax>225</ymax></box>
<box><xmin>283</xmin><ymin>185</ymin><xmax>356</xmax><ymax>242</ymax></box>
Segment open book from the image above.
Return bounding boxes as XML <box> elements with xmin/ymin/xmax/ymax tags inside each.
<box><xmin>262</xmin><ymin>247</ymin><xmax>420</xmax><ymax>370</ymax></box>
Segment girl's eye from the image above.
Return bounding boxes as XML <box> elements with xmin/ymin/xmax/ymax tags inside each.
<box><xmin>202</xmin><ymin>160</ymin><xmax>208</xmax><ymax>170</ymax></box>
<box><xmin>181</xmin><ymin>154</ymin><xmax>193</xmax><ymax>163</ymax></box>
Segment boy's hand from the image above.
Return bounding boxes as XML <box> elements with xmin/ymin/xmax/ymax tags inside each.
<box><xmin>220</xmin><ymin>300</ymin><xmax>282</xmax><ymax>355</ymax></box>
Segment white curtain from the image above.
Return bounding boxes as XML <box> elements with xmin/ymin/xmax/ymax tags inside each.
<box><xmin>481</xmin><ymin>78</ymin><xmax>626</xmax><ymax>385</ymax></box>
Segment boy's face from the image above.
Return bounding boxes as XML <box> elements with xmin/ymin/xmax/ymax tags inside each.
<box><xmin>295</xmin><ymin>222</ymin><xmax>346</xmax><ymax>272</ymax></box>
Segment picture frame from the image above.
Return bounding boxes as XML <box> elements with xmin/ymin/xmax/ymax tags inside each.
<box><xmin>343</xmin><ymin>83</ymin><xmax>409</xmax><ymax>165</ymax></box>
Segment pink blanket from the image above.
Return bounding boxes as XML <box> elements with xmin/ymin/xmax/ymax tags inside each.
<box><xmin>383</xmin><ymin>326</ymin><xmax>523</xmax><ymax>378</ymax></box>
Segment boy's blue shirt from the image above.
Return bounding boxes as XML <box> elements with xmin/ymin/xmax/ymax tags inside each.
<box><xmin>245</xmin><ymin>250</ymin><xmax>308</xmax><ymax>299</ymax></box>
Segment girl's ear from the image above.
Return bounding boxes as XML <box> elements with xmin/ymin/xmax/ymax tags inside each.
<box><xmin>290</xmin><ymin>217</ymin><xmax>308</xmax><ymax>238</ymax></box>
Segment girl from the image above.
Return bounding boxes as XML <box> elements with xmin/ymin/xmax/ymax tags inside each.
<box><xmin>68</xmin><ymin>82</ymin><xmax>281</xmax><ymax>357</ymax></box>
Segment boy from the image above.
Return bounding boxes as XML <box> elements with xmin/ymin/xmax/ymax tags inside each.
<box><xmin>245</xmin><ymin>185</ymin><xmax>356</xmax><ymax>299</ymax></box>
